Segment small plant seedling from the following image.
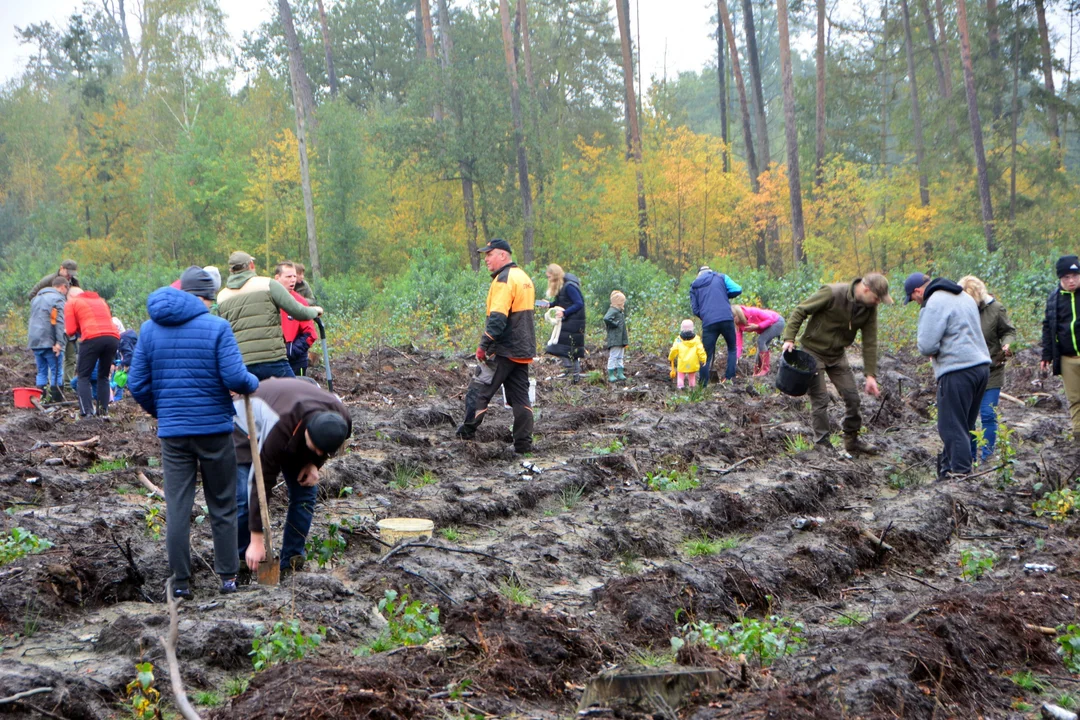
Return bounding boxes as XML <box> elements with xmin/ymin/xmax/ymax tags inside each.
<box><xmin>439</xmin><ymin>526</ymin><xmax>461</xmax><ymax>542</ymax></box>
<box><xmin>783</xmin><ymin>435</ymin><xmax>813</xmax><ymax>455</ymax></box>
<box><xmin>617</xmin><ymin>552</ymin><xmax>642</xmax><ymax>575</ymax></box>
<box><xmin>0</xmin><ymin>528</ymin><xmax>54</xmax><ymax>566</ymax></box>
<box><xmin>1035</xmin><ymin>537</ymin><xmax>1047</xmax><ymax>551</ymax></box>
<box><xmin>126</xmin><ymin>662</ymin><xmax>161</xmax><ymax>720</ymax></box>
<box><xmin>1033</xmin><ymin>488</ymin><xmax>1078</xmax><ymax>522</ymax></box>
<box><xmin>1009</xmin><ymin>670</ymin><xmax>1048</xmax><ymax>692</ymax></box>
<box><xmin>628</xmin><ymin>649</ymin><xmax>676</xmax><ymax>667</ymax></box>
<box><xmin>671</xmin><ymin>615</ymin><xmax>806</xmax><ymax>667</ymax></box>
<box><xmin>305</xmin><ymin>523</ymin><xmax>347</xmax><ymax>568</ymax></box>
<box><xmin>338</xmin><ymin>486</ymin><xmax>354</xmax><ymax>498</ymax></box>
<box><xmin>1012</xmin><ymin>700</ymin><xmax>1034</xmax><ymax>712</ymax></box>
<box><xmin>682</xmin><ymin>533</ymin><xmax>743</xmax><ymax>557</ymax></box>
<box><xmin>644</xmin><ymin>465</ymin><xmax>700</xmax><ymax>492</ymax></box>
<box><xmin>498</xmin><ymin>578</ymin><xmax>536</xmax><ymax>607</ymax></box>
<box><xmin>1056</xmin><ymin>692</ymin><xmax>1079</xmax><ymax>710</ymax></box>
<box><xmin>830</xmin><ymin>610</ymin><xmax>869</xmax><ymax>627</ymax></box>
<box><xmin>356</xmin><ymin>590</ymin><xmax>441</xmax><ymax>655</ymax></box>
<box><xmin>225</xmin><ymin>676</ymin><xmax>250</xmax><ymax>697</ymax></box>
<box><xmin>88</xmin><ymin>457</ymin><xmax>130</xmax><ymax>474</ymax></box>
<box><xmin>250</xmin><ymin>621</ymin><xmax>325</xmax><ymax>671</ymax></box>
<box><xmin>959</xmin><ymin>548</ymin><xmax>996</xmax><ymax>581</ymax></box>
<box><xmin>389</xmin><ymin>463</ymin><xmax>437</xmax><ymax>490</ymax></box>
<box><xmin>144</xmin><ymin>505</ymin><xmax>164</xmax><ymax>540</ymax></box>
<box><xmin>995</xmin><ymin>416</ymin><xmax>1020</xmax><ymax>487</ymax></box>
<box><xmin>194</xmin><ymin>691</ymin><xmax>222</xmax><ymax>707</ymax></box>
<box><xmin>586</xmin><ymin>438</ymin><xmax>626</xmax><ymax>455</ymax></box>
<box><xmin>1058</xmin><ymin>625</ymin><xmax>1080</xmax><ymax>674</ymax></box>
<box><xmin>561</xmin><ymin>484</ymin><xmax>586</xmax><ymax>511</ymax></box>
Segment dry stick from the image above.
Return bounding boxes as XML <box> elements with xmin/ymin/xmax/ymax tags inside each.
<box><xmin>377</xmin><ymin>541</ymin><xmax>512</xmax><ymax>566</ymax></box>
<box><xmin>395</xmin><ymin>565</ymin><xmax>457</xmax><ymax>605</ymax></box>
<box><xmin>892</xmin><ymin>570</ymin><xmax>944</xmax><ymax>592</ymax></box>
<box><xmin>0</xmin><ymin>688</ymin><xmax>53</xmax><ymax>705</ymax></box>
<box><xmin>862</xmin><ymin>527</ymin><xmax>896</xmax><ymax>553</ymax></box>
<box><xmin>999</xmin><ymin>392</ymin><xmax>1027</xmax><ymax>406</ymax></box>
<box><xmin>136</xmin><ymin>471</ymin><xmax>164</xmax><ymax>498</ymax></box>
<box><xmin>30</xmin><ymin>436</ymin><xmax>100</xmax><ymax>451</ymax></box>
<box><xmin>161</xmin><ymin>579</ymin><xmax>202</xmax><ymax>720</ymax></box>
<box><xmin>718</xmin><ymin>457</ymin><xmax>754</xmax><ymax>475</ymax></box>
<box><xmin>1024</xmin><ymin>623</ymin><xmax>1058</xmax><ymax>635</ymax></box>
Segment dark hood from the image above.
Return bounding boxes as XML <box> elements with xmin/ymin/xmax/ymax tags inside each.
<box><xmin>147</xmin><ymin>287</ymin><xmax>209</xmax><ymax>326</ymax></box>
<box><xmin>922</xmin><ymin>278</ymin><xmax>963</xmax><ymax>306</ymax></box>
<box><xmin>691</xmin><ymin>271</ymin><xmax>717</xmax><ymax>290</ymax></box>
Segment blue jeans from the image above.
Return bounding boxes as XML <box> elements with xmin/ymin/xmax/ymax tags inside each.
<box><xmin>970</xmin><ymin>387</ymin><xmax>1001</xmax><ymax>461</ymax></box>
<box><xmin>33</xmin><ymin>348</ymin><xmax>63</xmax><ymax>387</ymax></box>
<box><xmin>700</xmin><ymin>320</ymin><xmax>737</xmax><ymax>385</ymax></box>
<box><xmin>236</xmin><ymin>463</ymin><xmax>318</xmax><ymax>570</ymax></box>
<box><xmin>247</xmin><ymin>361</ymin><xmax>296</xmax><ymax>381</ymax></box>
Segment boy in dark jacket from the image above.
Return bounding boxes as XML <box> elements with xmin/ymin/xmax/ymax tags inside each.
<box><xmin>232</xmin><ymin>378</ymin><xmax>352</xmax><ymax>574</ymax></box>
<box><xmin>128</xmin><ymin>267</ymin><xmax>259</xmax><ymax>598</ymax></box>
<box><xmin>604</xmin><ymin>291</ymin><xmax>629</xmax><ymax>383</ymax></box>
<box><xmin>689</xmin><ymin>266</ymin><xmax>742</xmax><ymax>385</ymax></box>
<box><xmin>1041</xmin><ymin>255</ymin><xmax>1080</xmax><ymax>441</ymax></box>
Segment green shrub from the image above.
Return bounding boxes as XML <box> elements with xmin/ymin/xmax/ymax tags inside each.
<box><xmin>670</xmin><ymin>615</ymin><xmax>806</xmax><ymax>666</ymax></box>
<box><xmin>305</xmin><ymin>523</ymin><xmax>347</xmax><ymax>568</ymax></box>
<box><xmin>250</xmin><ymin>621</ymin><xmax>325</xmax><ymax>671</ymax></box>
<box><xmin>1058</xmin><ymin>625</ymin><xmax>1080</xmax><ymax>674</ymax></box>
<box><xmin>356</xmin><ymin>590</ymin><xmax>441</xmax><ymax>655</ymax></box>
<box><xmin>959</xmin><ymin>548</ymin><xmax>996</xmax><ymax>581</ymax></box>
<box><xmin>0</xmin><ymin>528</ymin><xmax>54</xmax><ymax>566</ymax></box>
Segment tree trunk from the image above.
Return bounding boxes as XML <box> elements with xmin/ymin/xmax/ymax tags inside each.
<box><xmin>1009</xmin><ymin>2</ymin><xmax>1021</xmax><ymax>222</ymax></box>
<box><xmin>316</xmin><ymin>0</ymin><xmax>338</xmax><ymax>97</ymax></box>
<box><xmin>987</xmin><ymin>0</ymin><xmax>1002</xmax><ymax>121</ymax></box>
<box><xmin>814</xmin><ymin>0</ymin><xmax>826</xmax><ymax>186</ymax></box>
<box><xmin>742</xmin><ymin>0</ymin><xmax>771</xmax><ymax>167</ymax></box>
<box><xmin>917</xmin><ymin>0</ymin><xmax>957</xmax><ymax>136</ymax></box>
<box><xmin>279</xmin><ymin>0</ymin><xmax>320</xmax><ymax>275</ymax></box>
<box><xmin>616</xmin><ymin>0</ymin><xmax>649</xmax><ymax>259</ymax></box>
<box><xmin>933</xmin><ymin>0</ymin><xmax>955</xmax><ymax>97</ymax></box>
<box><xmin>498</xmin><ymin>0</ymin><xmax>535</xmax><ymax>263</ymax></box>
<box><xmin>278</xmin><ymin>0</ymin><xmax>316</xmax><ymax>130</ymax></box>
<box><xmin>719</xmin><ymin>0</ymin><xmax>765</xmax><ymax>268</ymax></box>
<box><xmin>414</xmin><ymin>0</ymin><xmax>425</xmax><ymax>58</ymax></box>
<box><xmin>956</xmin><ymin>0</ymin><xmax>996</xmax><ymax>251</ymax></box>
<box><xmin>518</xmin><ymin>0</ymin><xmax>544</xmax><ymax>198</ymax></box>
<box><xmin>777</xmin><ymin>0</ymin><xmax>805</xmax><ymax>263</ymax></box>
<box><xmin>1035</xmin><ymin>0</ymin><xmax>1061</xmax><ymax>163</ymax></box>
<box><xmin>717</xmin><ymin>1</ymin><xmax>730</xmax><ymax>173</ymax></box>
<box><xmin>900</xmin><ymin>0</ymin><xmax>930</xmax><ymax>206</ymax></box>
<box><xmin>880</xmin><ymin>0</ymin><xmax>890</xmax><ymax>177</ymax></box>
<box><xmin>420</xmin><ymin>0</ymin><xmax>436</xmax><ymax>59</ymax></box>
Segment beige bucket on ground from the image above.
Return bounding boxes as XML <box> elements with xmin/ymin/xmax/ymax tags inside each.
<box><xmin>377</xmin><ymin>518</ymin><xmax>434</xmax><ymax>545</ymax></box>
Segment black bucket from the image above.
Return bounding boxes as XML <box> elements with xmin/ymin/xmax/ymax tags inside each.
<box><xmin>775</xmin><ymin>349</ymin><xmax>818</xmax><ymax>397</ymax></box>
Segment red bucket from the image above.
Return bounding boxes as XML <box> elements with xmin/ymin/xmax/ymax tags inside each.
<box><xmin>13</xmin><ymin>387</ymin><xmax>43</xmax><ymax>409</ymax></box>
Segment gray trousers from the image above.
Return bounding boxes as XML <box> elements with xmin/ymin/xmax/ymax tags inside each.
<box><xmin>607</xmin><ymin>346</ymin><xmax>626</xmax><ymax>370</ymax></box>
<box><xmin>756</xmin><ymin>319</ymin><xmax>785</xmax><ymax>355</ymax></box>
<box><xmin>161</xmin><ymin>433</ymin><xmax>239</xmax><ymax>587</ymax></box>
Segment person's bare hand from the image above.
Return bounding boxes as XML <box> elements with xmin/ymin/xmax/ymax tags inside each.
<box><xmin>52</xmin><ymin>343</ymin><xmax>61</xmax><ymax>355</ymax></box>
<box><xmin>865</xmin><ymin>376</ymin><xmax>880</xmax><ymax>397</ymax></box>
<box><xmin>298</xmin><ymin>464</ymin><xmax>320</xmax><ymax>487</ymax></box>
<box><xmin>311</xmin><ymin>306</ymin><xmax>324</xmax><ymax>317</ymax></box>
<box><xmin>1041</xmin><ymin>360</ymin><xmax>1052</xmax><ymax>373</ymax></box>
<box><xmin>554</xmin><ymin>307</ymin><xmax>565</xmax><ymax>319</ymax></box>
<box><xmin>782</xmin><ymin>341</ymin><xmax>795</xmax><ymax>353</ymax></box>
<box><xmin>745</xmin><ymin>324</ymin><xmax>760</xmax><ymax>333</ymax></box>
<box><xmin>246</xmin><ymin>533</ymin><xmax>266</xmax><ymax>571</ymax></box>
<box><xmin>1002</xmin><ymin>344</ymin><xmax>1012</xmax><ymax>357</ymax></box>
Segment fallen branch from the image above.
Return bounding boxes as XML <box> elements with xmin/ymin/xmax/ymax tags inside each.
<box><xmin>377</xmin><ymin>541</ymin><xmax>513</xmax><ymax>566</ymax></box>
<box><xmin>0</xmin><ymin>687</ymin><xmax>53</xmax><ymax>705</ymax></box>
<box><xmin>892</xmin><ymin>570</ymin><xmax>944</xmax><ymax>593</ymax></box>
<box><xmin>862</xmin><ymin>527</ymin><xmax>895</xmax><ymax>552</ymax></box>
<box><xmin>136</xmin><ymin>472</ymin><xmax>164</xmax><ymax>499</ymax></box>
<box><xmin>718</xmin><ymin>457</ymin><xmax>754</xmax><ymax>475</ymax></box>
<box><xmin>161</xmin><ymin>578</ymin><xmax>202</xmax><ymax>720</ymax></box>
<box><xmin>999</xmin><ymin>392</ymin><xmax>1027</xmax><ymax>407</ymax></box>
<box><xmin>29</xmin><ymin>436</ymin><xmax>99</xmax><ymax>451</ymax></box>
<box><xmin>1025</xmin><ymin>623</ymin><xmax>1058</xmax><ymax>636</ymax></box>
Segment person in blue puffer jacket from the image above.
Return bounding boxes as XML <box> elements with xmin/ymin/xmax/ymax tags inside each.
<box><xmin>128</xmin><ymin>267</ymin><xmax>259</xmax><ymax>600</ymax></box>
<box><xmin>689</xmin><ymin>266</ymin><xmax>742</xmax><ymax>385</ymax></box>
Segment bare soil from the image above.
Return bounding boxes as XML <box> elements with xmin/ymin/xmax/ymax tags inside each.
<box><xmin>1</xmin><ymin>344</ymin><xmax>1078</xmax><ymax>719</ymax></box>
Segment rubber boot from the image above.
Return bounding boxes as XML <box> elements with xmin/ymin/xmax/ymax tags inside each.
<box><xmin>36</xmin><ymin>386</ymin><xmax>47</xmax><ymax>403</ymax></box>
<box><xmin>608</xmin><ymin>369</ymin><xmax>618</xmax><ymax>383</ymax></box>
<box><xmin>616</xmin><ymin>367</ymin><xmax>627</xmax><ymax>382</ymax></box>
<box><xmin>49</xmin><ymin>385</ymin><xmax>65</xmax><ymax>403</ymax></box>
<box><xmin>753</xmin><ymin>352</ymin><xmax>771</xmax><ymax>377</ymax></box>
<box><xmin>844</xmin><ymin>433</ymin><xmax>879</xmax><ymax>455</ymax></box>
<box><xmin>571</xmin><ymin>359</ymin><xmax>582</xmax><ymax>384</ymax></box>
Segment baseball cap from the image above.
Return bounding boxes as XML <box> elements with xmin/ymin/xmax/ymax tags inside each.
<box><xmin>1057</xmin><ymin>256</ymin><xmax>1080</xmax><ymax>278</ymax></box>
<box><xmin>903</xmin><ymin>272</ymin><xmax>930</xmax><ymax>304</ymax></box>
<box><xmin>61</xmin><ymin>259</ymin><xmax>78</xmax><ymax>277</ymax></box>
<box><xmin>228</xmin><ymin>251</ymin><xmax>255</xmax><ymax>271</ymax></box>
<box><xmin>477</xmin><ymin>238</ymin><xmax>512</xmax><ymax>254</ymax></box>
<box><xmin>306</xmin><ymin>412</ymin><xmax>350</xmax><ymax>455</ymax></box>
<box><xmin>862</xmin><ymin>273</ymin><xmax>894</xmax><ymax>305</ymax></box>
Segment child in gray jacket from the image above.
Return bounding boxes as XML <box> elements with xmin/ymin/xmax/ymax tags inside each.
<box><xmin>28</xmin><ymin>276</ymin><xmax>70</xmax><ymax>401</ymax></box>
<box><xmin>604</xmin><ymin>291</ymin><xmax>628</xmax><ymax>383</ymax></box>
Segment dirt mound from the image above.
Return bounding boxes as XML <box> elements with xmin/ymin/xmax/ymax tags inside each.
<box><xmin>444</xmin><ymin>593</ymin><xmax>614</xmax><ymax>700</ymax></box>
<box><xmin>213</xmin><ymin>661</ymin><xmax>425</xmax><ymax>720</ymax></box>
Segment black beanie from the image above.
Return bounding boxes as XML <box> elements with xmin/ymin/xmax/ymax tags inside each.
<box><xmin>1058</xmin><ymin>256</ymin><xmax>1080</xmax><ymax>278</ymax></box>
<box><xmin>306</xmin><ymin>412</ymin><xmax>350</xmax><ymax>455</ymax></box>
<box><xmin>180</xmin><ymin>266</ymin><xmax>217</xmax><ymax>300</ymax></box>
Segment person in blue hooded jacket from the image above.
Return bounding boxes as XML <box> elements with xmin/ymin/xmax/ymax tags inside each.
<box><xmin>128</xmin><ymin>267</ymin><xmax>259</xmax><ymax>599</ymax></box>
<box><xmin>689</xmin><ymin>266</ymin><xmax>742</xmax><ymax>385</ymax></box>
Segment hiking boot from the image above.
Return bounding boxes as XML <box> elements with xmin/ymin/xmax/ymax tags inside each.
<box><xmin>843</xmin><ymin>434</ymin><xmax>879</xmax><ymax>455</ymax></box>
<box><xmin>607</xmin><ymin>369</ymin><xmax>618</xmax><ymax>383</ymax></box>
<box><xmin>172</xmin><ymin>585</ymin><xmax>193</xmax><ymax>601</ymax></box>
<box><xmin>455</xmin><ymin>426</ymin><xmax>475</xmax><ymax>441</ymax></box>
<box><xmin>514</xmin><ymin>443</ymin><xmax>534</xmax><ymax>455</ymax></box>
<box><xmin>220</xmin><ymin>577</ymin><xmax>238</xmax><ymax>594</ymax></box>
<box><xmin>616</xmin><ymin>368</ymin><xmax>626</xmax><ymax>382</ymax></box>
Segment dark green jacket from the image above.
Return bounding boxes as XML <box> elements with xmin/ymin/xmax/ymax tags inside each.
<box><xmin>28</xmin><ymin>271</ymin><xmax>78</xmax><ymax>300</ymax></box>
<box><xmin>782</xmin><ymin>278</ymin><xmax>880</xmax><ymax>377</ymax></box>
<box><xmin>217</xmin><ymin>270</ymin><xmax>319</xmax><ymax>366</ymax></box>
<box><xmin>978</xmin><ymin>297</ymin><xmax>1016</xmax><ymax>389</ymax></box>
<box><xmin>294</xmin><ymin>279</ymin><xmax>316</xmax><ymax>303</ymax></box>
<box><xmin>603</xmin><ymin>306</ymin><xmax>628</xmax><ymax>348</ymax></box>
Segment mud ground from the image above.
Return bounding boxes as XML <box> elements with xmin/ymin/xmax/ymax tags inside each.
<box><xmin>1</xmin><ymin>343</ymin><xmax>1079</xmax><ymax>719</ymax></box>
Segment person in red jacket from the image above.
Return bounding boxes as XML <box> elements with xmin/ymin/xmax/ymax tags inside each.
<box><xmin>65</xmin><ymin>287</ymin><xmax>121</xmax><ymax>418</ymax></box>
<box><xmin>274</xmin><ymin>262</ymin><xmax>317</xmax><ymax>377</ymax></box>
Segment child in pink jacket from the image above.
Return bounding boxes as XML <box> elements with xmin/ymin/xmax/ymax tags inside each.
<box><xmin>733</xmin><ymin>305</ymin><xmax>786</xmax><ymax>376</ymax></box>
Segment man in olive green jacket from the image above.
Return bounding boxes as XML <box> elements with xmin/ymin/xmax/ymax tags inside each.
<box><xmin>782</xmin><ymin>274</ymin><xmax>893</xmax><ymax>454</ymax></box>
<box><xmin>217</xmin><ymin>252</ymin><xmax>323</xmax><ymax>381</ymax></box>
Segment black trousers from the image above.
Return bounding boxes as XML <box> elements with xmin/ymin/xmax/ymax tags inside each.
<box><xmin>937</xmin><ymin>364</ymin><xmax>989</xmax><ymax>476</ymax></box>
<box><xmin>77</xmin><ymin>335</ymin><xmax>119</xmax><ymax>416</ymax></box>
<box><xmin>457</xmin><ymin>356</ymin><xmax>533</xmax><ymax>452</ymax></box>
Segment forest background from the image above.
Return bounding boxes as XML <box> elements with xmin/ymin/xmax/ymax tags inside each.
<box><xmin>0</xmin><ymin>0</ymin><xmax>1078</xmax><ymax>357</ymax></box>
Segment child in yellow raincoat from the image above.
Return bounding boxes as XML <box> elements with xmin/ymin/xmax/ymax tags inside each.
<box><xmin>669</xmin><ymin>320</ymin><xmax>707</xmax><ymax>389</ymax></box>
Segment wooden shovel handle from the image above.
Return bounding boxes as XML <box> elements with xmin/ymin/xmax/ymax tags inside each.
<box><xmin>244</xmin><ymin>395</ymin><xmax>276</xmax><ymax>560</ymax></box>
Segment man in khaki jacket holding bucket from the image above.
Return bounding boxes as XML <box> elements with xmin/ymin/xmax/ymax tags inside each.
<box><xmin>781</xmin><ymin>274</ymin><xmax>893</xmax><ymax>454</ymax></box>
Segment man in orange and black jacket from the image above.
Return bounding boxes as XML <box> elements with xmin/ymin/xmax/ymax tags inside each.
<box><xmin>456</xmin><ymin>238</ymin><xmax>537</xmax><ymax>454</ymax></box>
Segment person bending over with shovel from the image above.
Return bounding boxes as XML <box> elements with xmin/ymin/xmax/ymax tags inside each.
<box><xmin>233</xmin><ymin>378</ymin><xmax>351</xmax><ymax>579</ymax></box>
<box><xmin>128</xmin><ymin>267</ymin><xmax>259</xmax><ymax>599</ymax></box>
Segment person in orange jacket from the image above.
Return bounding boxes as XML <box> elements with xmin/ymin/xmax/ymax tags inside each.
<box><xmin>65</xmin><ymin>287</ymin><xmax>121</xmax><ymax>418</ymax></box>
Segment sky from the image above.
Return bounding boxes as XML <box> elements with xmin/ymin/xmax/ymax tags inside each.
<box><xmin>1</xmin><ymin>0</ymin><xmax>719</xmax><ymax>87</ymax></box>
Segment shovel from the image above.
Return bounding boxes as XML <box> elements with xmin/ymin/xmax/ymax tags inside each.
<box><xmin>244</xmin><ymin>395</ymin><xmax>280</xmax><ymax>585</ymax></box>
<box><xmin>315</xmin><ymin>317</ymin><xmax>333</xmax><ymax>394</ymax></box>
